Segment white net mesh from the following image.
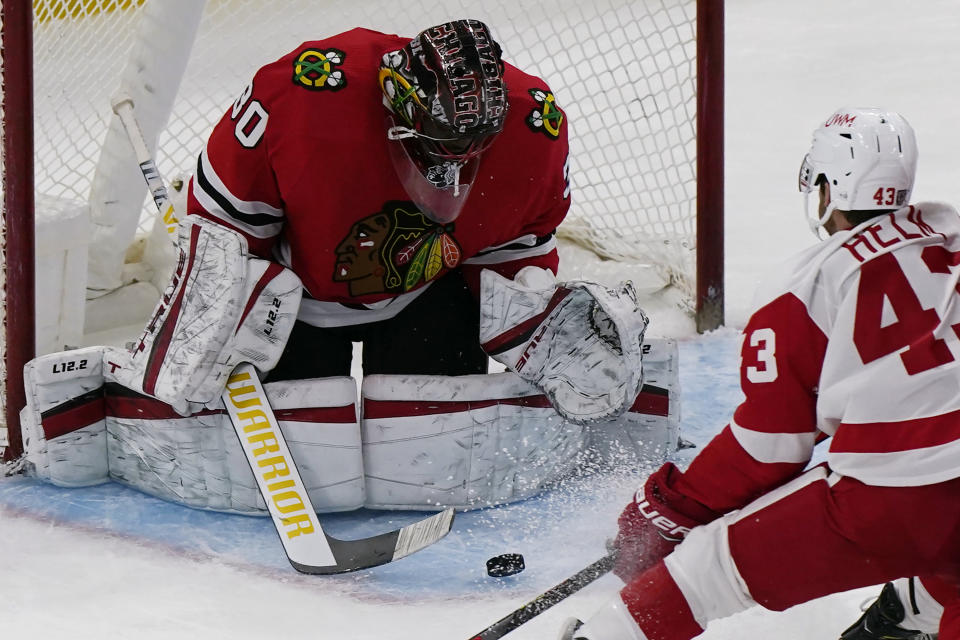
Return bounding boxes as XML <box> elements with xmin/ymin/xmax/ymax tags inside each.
<box><xmin>32</xmin><ymin>0</ymin><xmax>698</xmax><ymax>297</ymax></box>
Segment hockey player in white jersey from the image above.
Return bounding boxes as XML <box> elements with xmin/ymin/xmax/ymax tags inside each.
<box><xmin>560</xmin><ymin>107</ymin><xmax>960</xmax><ymax>640</ymax></box>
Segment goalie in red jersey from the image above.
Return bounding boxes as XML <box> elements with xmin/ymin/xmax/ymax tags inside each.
<box><xmin>186</xmin><ymin>19</ymin><xmax>571</xmax><ymax>380</ymax></box>
<box><xmin>560</xmin><ymin>108</ymin><xmax>960</xmax><ymax>640</ymax></box>
<box><xmin>16</xmin><ymin>19</ymin><xmax>672</xmax><ymax>516</ymax></box>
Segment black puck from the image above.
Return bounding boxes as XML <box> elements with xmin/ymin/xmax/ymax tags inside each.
<box><xmin>486</xmin><ymin>553</ymin><xmax>525</xmax><ymax>577</ymax></box>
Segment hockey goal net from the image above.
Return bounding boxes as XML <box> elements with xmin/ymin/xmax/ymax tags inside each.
<box><xmin>1</xmin><ymin>0</ymin><xmax>722</xmax><ymax>460</ymax></box>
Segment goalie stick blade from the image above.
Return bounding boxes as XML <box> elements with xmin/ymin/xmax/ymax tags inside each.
<box><xmin>293</xmin><ymin>507</ymin><xmax>456</xmax><ymax>575</ymax></box>
<box><xmin>224</xmin><ymin>363</ymin><xmax>455</xmax><ymax>574</ymax></box>
<box><xmin>465</xmin><ymin>553</ymin><xmax>616</xmax><ymax>640</ymax></box>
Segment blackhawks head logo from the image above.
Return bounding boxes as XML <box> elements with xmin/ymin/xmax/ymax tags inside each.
<box><xmin>526</xmin><ymin>88</ymin><xmax>565</xmax><ymax>139</ymax></box>
<box><xmin>333</xmin><ymin>202</ymin><xmax>462</xmax><ymax>296</ymax></box>
<box><xmin>292</xmin><ymin>48</ymin><xmax>346</xmax><ymax>91</ymax></box>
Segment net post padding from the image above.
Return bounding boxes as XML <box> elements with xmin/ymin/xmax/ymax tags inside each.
<box><xmin>2</xmin><ymin>0</ymin><xmax>37</xmax><ymax>461</ymax></box>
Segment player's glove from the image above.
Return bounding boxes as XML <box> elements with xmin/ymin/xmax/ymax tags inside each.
<box><xmin>612</xmin><ymin>462</ymin><xmax>721</xmax><ymax>583</ymax></box>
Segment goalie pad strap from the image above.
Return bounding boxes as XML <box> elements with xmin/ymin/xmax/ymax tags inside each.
<box><xmin>40</xmin><ymin>388</ymin><xmax>105</xmax><ymax>440</ymax></box>
<box><xmin>105</xmin><ymin>383</ymin><xmax>222</xmax><ymax>419</ymax></box>
<box><xmin>363</xmin><ymin>385</ymin><xmax>667</xmax><ymax>419</ymax></box>
<box><xmin>480</xmin><ymin>286</ymin><xmax>572</xmax><ymax>356</ymax></box>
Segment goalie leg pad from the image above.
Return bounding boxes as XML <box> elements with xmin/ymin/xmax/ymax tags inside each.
<box><xmin>22</xmin><ymin>347</ymin><xmax>363</xmax><ymax>514</ymax></box>
<box><xmin>105</xmin><ymin>375</ymin><xmax>364</xmax><ymax>513</ymax></box>
<box><xmin>361</xmin><ymin>371</ymin><xmax>588</xmax><ymax>510</ymax></box>
<box><xmin>21</xmin><ymin>346</ymin><xmax>110</xmax><ymax>487</ymax></box>
<box><xmin>585</xmin><ymin>338</ymin><xmax>681</xmax><ymax>468</ymax></box>
<box><xmin>362</xmin><ymin>341</ymin><xmax>680</xmax><ymax>511</ymax></box>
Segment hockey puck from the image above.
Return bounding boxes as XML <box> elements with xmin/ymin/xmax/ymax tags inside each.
<box><xmin>486</xmin><ymin>553</ymin><xmax>525</xmax><ymax>577</ymax></box>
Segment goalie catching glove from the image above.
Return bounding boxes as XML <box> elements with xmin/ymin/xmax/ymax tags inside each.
<box><xmin>479</xmin><ymin>267</ymin><xmax>649</xmax><ymax>424</ymax></box>
<box><xmin>114</xmin><ymin>217</ymin><xmax>302</xmax><ymax>414</ymax></box>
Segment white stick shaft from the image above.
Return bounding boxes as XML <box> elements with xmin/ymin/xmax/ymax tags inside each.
<box><xmin>111</xmin><ymin>95</ymin><xmax>179</xmax><ymax>237</ymax></box>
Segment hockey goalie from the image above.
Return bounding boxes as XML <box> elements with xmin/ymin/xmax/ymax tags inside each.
<box><xmin>17</xmin><ymin>19</ymin><xmax>680</xmax><ymax>515</ymax></box>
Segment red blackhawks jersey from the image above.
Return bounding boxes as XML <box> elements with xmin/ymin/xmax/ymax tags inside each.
<box><xmin>677</xmin><ymin>202</ymin><xmax>960</xmax><ymax>512</ymax></box>
<box><xmin>186</xmin><ymin>28</ymin><xmax>570</xmax><ymax>328</ymax></box>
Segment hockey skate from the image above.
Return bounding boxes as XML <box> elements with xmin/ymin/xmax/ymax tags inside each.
<box><xmin>839</xmin><ymin>583</ymin><xmax>937</xmax><ymax>640</ymax></box>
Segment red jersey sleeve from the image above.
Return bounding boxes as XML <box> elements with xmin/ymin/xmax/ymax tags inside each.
<box><xmin>461</xmin><ymin>80</ymin><xmax>570</xmax><ymax>295</ymax></box>
<box><xmin>675</xmin><ymin>292</ymin><xmax>829</xmax><ymax>513</ymax></box>
<box><xmin>186</xmin><ymin>69</ymin><xmax>287</xmax><ymax>258</ymax></box>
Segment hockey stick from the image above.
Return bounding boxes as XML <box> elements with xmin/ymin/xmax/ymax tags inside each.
<box><xmin>466</xmin><ymin>553</ymin><xmax>617</xmax><ymax>640</ymax></box>
<box><xmin>110</xmin><ymin>94</ymin><xmax>180</xmax><ymax>239</ymax></box>
<box><xmin>113</xmin><ymin>99</ymin><xmax>456</xmax><ymax>573</ymax></box>
<box><xmin>223</xmin><ymin>364</ymin><xmax>455</xmax><ymax>573</ymax></box>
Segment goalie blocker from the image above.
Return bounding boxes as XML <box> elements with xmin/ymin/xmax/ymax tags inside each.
<box><xmin>18</xmin><ymin>339</ymin><xmax>678</xmax><ymax>512</ymax></box>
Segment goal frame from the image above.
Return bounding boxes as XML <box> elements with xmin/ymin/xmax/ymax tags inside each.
<box><xmin>2</xmin><ymin>0</ymin><xmax>36</xmax><ymax>462</ymax></box>
<box><xmin>697</xmin><ymin>0</ymin><xmax>724</xmax><ymax>332</ymax></box>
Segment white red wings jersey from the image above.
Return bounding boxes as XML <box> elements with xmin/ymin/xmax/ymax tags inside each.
<box><xmin>678</xmin><ymin>203</ymin><xmax>960</xmax><ymax>512</ymax></box>
<box><xmin>186</xmin><ymin>28</ymin><xmax>570</xmax><ymax>327</ymax></box>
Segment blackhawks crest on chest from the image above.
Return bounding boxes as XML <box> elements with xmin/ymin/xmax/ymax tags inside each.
<box><xmin>333</xmin><ymin>201</ymin><xmax>462</xmax><ymax>297</ymax></box>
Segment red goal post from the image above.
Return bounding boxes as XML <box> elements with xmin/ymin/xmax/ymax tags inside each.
<box><xmin>1</xmin><ymin>0</ymin><xmax>723</xmax><ymax>461</ymax></box>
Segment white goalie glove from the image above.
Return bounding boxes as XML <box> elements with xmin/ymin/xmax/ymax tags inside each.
<box><xmin>114</xmin><ymin>217</ymin><xmax>302</xmax><ymax>414</ymax></box>
<box><xmin>479</xmin><ymin>267</ymin><xmax>649</xmax><ymax>424</ymax></box>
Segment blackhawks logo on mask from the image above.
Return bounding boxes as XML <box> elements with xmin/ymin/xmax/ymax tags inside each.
<box><xmin>526</xmin><ymin>88</ymin><xmax>565</xmax><ymax>139</ymax></box>
<box><xmin>333</xmin><ymin>201</ymin><xmax>462</xmax><ymax>297</ymax></box>
<box><xmin>292</xmin><ymin>48</ymin><xmax>346</xmax><ymax>91</ymax></box>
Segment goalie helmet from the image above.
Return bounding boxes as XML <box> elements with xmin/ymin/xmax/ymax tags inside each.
<box><xmin>798</xmin><ymin>107</ymin><xmax>918</xmax><ymax>233</ymax></box>
<box><xmin>379</xmin><ymin>19</ymin><xmax>509</xmax><ymax>223</ymax></box>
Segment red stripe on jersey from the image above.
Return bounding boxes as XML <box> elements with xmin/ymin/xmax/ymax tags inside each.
<box><xmin>677</xmin><ymin>292</ymin><xmax>827</xmax><ymax>513</ymax></box>
<box><xmin>675</xmin><ymin>426</ymin><xmax>807</xmax><ymax>514</ymax></box>
<box><xmin>831</xmin><ymin>408</ymin><xmax>960</xmax><ymax>453</ymax></box>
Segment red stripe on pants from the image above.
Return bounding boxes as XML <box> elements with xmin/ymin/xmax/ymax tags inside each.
<box><xmin>620</xmin><ymin>563</ymin><xmax>703</xmax><ymax>640</ymax></box>
<box><xmin>728</xmin><ymin>474</ymin><xmax>960</xmax><ymax>612</ymax></box>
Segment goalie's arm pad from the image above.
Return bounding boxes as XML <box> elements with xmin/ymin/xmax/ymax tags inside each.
<box><xmin>479</xmin><ymin>267</ymin><xmax>649</xmax><ymax>424</ymax></box>
<box><xmin>116</xmin><ymin>218</ymin><xmax>302</xmax><ymax>414</ymax></box>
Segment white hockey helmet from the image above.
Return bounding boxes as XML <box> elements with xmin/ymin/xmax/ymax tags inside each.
<box><xmin>798</xmin><ymin>107</ymin><xmax>918</xmax><ymax>233</ymax></box>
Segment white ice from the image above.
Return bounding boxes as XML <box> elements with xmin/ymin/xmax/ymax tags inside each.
<box><xmin>3</xmin><ymin>0</ymin><xmax>959</xmax><ymax>638</ymax></box>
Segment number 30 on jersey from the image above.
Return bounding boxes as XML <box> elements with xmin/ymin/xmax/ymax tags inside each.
<box><xmin>231</xmin><ymin>81</ymin><xmax>269</xmax><ymax>148</ymax></box>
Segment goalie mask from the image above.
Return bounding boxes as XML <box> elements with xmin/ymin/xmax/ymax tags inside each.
<box><xmin>379</xmin><ymin>19</ymin><xmax>509</xmax><ymax>223</ymax></box>
<box><xmin>798</xmin><ymin>107</ymin><xmax>918</xmax><ymax>235</ymax></box>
